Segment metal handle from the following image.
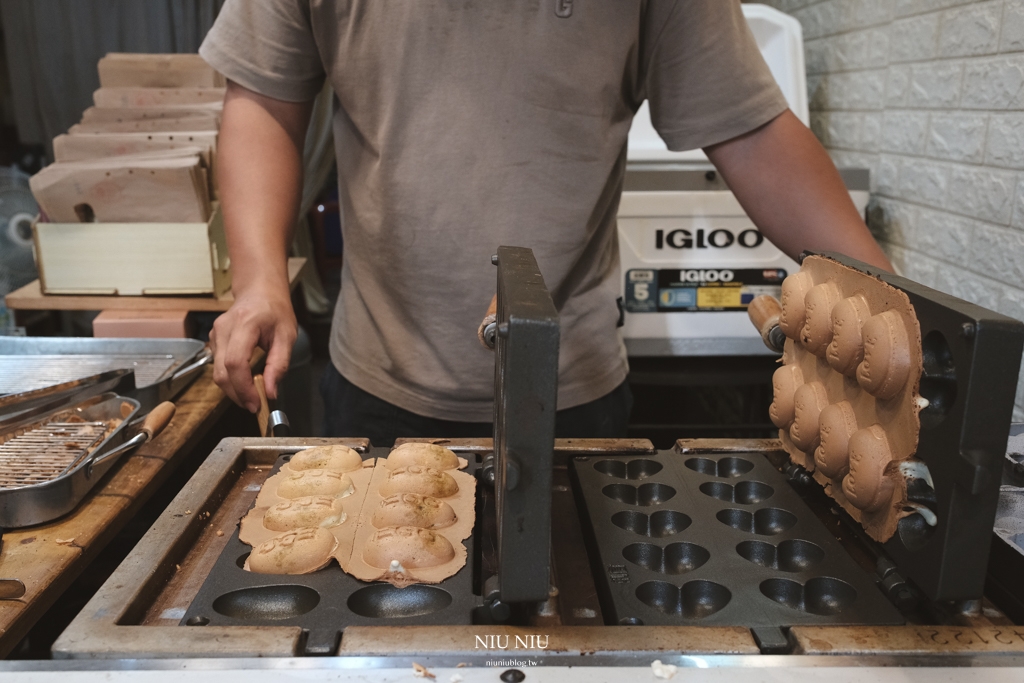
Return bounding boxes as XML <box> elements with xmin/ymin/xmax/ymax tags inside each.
<box><xmin>139</xmin><ymin>401</ymin><xmax>176</xmax><ymax>440</ymax></box>
<box><xmin>0</xmin><ymin>578</ymin><xmax>26</xmax><ymax>600</ymax></box>
<box><xmin>254</xmin><ymin>374</ymin><xmax>272</xmax><ymax>437</ymax></box>
<box><xmin>0</xmin><ymin>368</ymin><xmax>134</xmax><ymax>421</ymax></box>
<box><xmin>478</xmin><ymin>293</ymin><xmax>498</xmax><ymax>350</ymax></box>
<box><xmin>269</xmin><ymin>410</ymin><xmax>291</xmax><ymax>437</ymax></box>
<box><xmin>85</xmin><ymin>401</ymin><xmax>176</xmax><ymax>478</ymax></box>
<box><xmin>254</xmin><ymin>375</ymin><xmax>290</xmax><ymax>437</ymax></box>
<box><xmin>747</xmin><ymin>295</ymin><xmax>786</xmax><ymax>353</ymax></box>
<box><xmin>85</xmin><ymin>433</ymin><xmax>145</xmax><ymax>479</ymax></box>
<box><xmin>170</xmin><ymin>347</ymin><xmax>213</xmax><ymax>382</ymax></box>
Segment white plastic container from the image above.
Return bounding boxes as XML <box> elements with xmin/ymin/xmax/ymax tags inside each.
<box><xmin>618</xmin><ymin>4</ymin><xmax>868</xmax><ymax>357</ymax></box>
<box><xmin>618</xmin><ymin>169</ymin><xmax>870</xmax><ymax>356</ymax></box>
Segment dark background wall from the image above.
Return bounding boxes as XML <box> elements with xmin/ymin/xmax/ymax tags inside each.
<box><xmin>0</xmin><ymin>0</ymin><xmax>225</xmax><ymax>160</ymax></box>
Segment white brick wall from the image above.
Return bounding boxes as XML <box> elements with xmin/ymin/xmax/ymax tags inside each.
<box><xmin>756</xmin><ymin>0</ymin><xmax>1024</xmax><ymax>421</ymax></box>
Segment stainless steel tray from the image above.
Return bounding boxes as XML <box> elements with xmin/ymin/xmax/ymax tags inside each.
<box><xmin>0</xmin><ymin>338</ymin><xmax>205</xmax><ymax>395</ymax></box>
<box><xmin>0</xmin><ymin>392</ymin><xmax>141</xmax><ymax>528</ymax></box>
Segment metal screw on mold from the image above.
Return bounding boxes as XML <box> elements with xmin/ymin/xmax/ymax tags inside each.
<box><xmin>961</xmin><ymin>322</ymin><xmax>975</xmax><ymax>339</ymax></box>
<box><xmin>480</xmin><ymin>453</ymin><xmax>496</xmax><ymax>487</ymax></box>
<box><xmin>876</xmin><ymin>558</ymin><xmax>918</xmax><ymax>610</ymax></box>
<box><xmin>704</xmin><ymin>170</ymin><xmax>716</xmax><ymax>182</ymax></box>
<box><xmin>488</xmin><ymin>600</ymin><xmax>512</xmax><ymax>622</ymax></box>
<box><xmin>767</xmin><ymin>325</ymin><xmax>787</xmax><ymax>353</ymax></box>
<box><xmin>483</xmin><ymin>322</ymin><xmax>498</xmax><ymax>349</ymax></box>
<box><xmin>501</xmin><ymin>670</ymin><xmax>526</xmax><ymax>683</ymax></box>
<box><xmin>783</xmin><ymin>462</ymin><xmax>812</xmax><ymax>488</ymax></box>
<box><xmin>185</xmin><ymin>616</ymin><xmax>209</xmax><ymax>626</ymax></box>
<box><xmin>491</xmin><ymin>254</ymin><xmax>500</xmax><ymax>266</ymax></box>
<box><xmin>484</xmin><ymin>576</ymin><xmax>512</xmax><ymax>622</ymax></box>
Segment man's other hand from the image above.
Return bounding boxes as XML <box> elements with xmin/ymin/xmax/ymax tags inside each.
<box><xmin>210</xmin><ymin>286</ymin><xmax>297</xmax><ymax>413</ymax></box>
<box><xmin>211</xmin><ymin>80</ymin><xmax>313</xmax><ymax>411</ymax></box>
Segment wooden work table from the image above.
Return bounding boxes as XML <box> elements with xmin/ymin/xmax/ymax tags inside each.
<box><xmin>5</xmin><ymin>258</ymin><xmax>306</xmax><ymax>312</ymax></box>
<box><xmin>0</xmin><ymin>367</ymin><xmax>239</xmax><ymax>657</ymax></box>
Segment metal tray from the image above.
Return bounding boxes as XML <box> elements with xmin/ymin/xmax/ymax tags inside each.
<box><xmin>570</xmin><ymin>448</ymin><xmax>904</xmax><ymax>632</ymax></box>
<box><xmin>180</xmin><ymin>449</ymin><xmax>483</xmax><ymax>655</ymax></box>
<box><xmin>0</xmin><ymin>337</ymin><xmax>205</xmax><ymax>395</ymax></box>
<box><xmin>0</xmin><ymin>392</ymin><xmax>141</xmax><ymax>527</ymax></box>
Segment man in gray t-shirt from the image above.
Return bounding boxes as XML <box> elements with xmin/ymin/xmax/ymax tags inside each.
<box><xmin>200</xmin><ymin>1</ymin><xmax>891</xmax><ymax>443</ymax></box>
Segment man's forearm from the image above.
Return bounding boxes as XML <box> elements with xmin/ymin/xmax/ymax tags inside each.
<box><xmin>705</xmin><ymin>110</ymin><xmax>893</xmax><ymax>272</ymax></box>
<box><xmin>219</xmin><ymin>81</ymin><xmax>314</xmax><ymax>296</ymax></box>
<box><xmin>210</xmin><ymin>82</ymin><xmax>313</xmax><ymax>409</ymax></box>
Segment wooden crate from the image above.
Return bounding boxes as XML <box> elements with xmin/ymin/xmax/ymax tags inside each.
<box><xmin>33</xmin><ymin>204</ymin><xmax>230</xmax><ymax>297</ymax></box>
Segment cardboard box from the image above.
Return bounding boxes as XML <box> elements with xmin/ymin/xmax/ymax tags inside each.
<box><xmin>33</xmin><ymin>203</ymin><xmax>230</xmax><ymax>297</ymax></box>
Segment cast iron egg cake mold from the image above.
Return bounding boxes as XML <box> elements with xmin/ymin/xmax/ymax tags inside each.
<box><xmin>570</xmin><ymin>448</ymin><xmax>904</xmax><ymax>628</ymax></box>
<box><xmin>181</xmin><ymin>444</ymin><xmax>480</xmax><ymax>652</ymax></box>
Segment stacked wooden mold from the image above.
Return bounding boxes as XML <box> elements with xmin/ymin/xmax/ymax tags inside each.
<box><xmin>28</xmin><ymin>53</ymin><xmax>230</xmax><ymax>296</ymax></box>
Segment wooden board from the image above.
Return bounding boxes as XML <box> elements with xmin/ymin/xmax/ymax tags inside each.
<box><xmin>791</xmin><ymin>625</ymin><xmax>1024</xmax><ymax>655</ymax></box>
<box><xmin>30</xmin><ymin>153</ymin><xmax>211</xmax><ymax>224</ymax></box>
<box><xmin>69</xmin><ymin>117</ymin><xmax>219</xmax><ymax>134</ymax></box>
<box><xmin>5</xmin><ymin>258</ymin><xmax>306</xmax><ymax>312</ymax></box>
<box><xmin>80</xmin><ymin>107</ymin><xmax>220</xmax><ymax>124</ymax></box>
<box><xmin>55</xmin><ymin>132</ymin><xmax>217</xmax><ymax>160</ymax></box>
<box><xmin>97</xmin><ymin>54</ymin><xmax>224</xmax><ymax>89</ymax></box>
<box><xmin>93</xmin><ymin>87</ymin><xmax>225</xmax><ymax>109</ymax></box>
<box><xmin>0</xmin><ymin>369</ymin><xmax>233</xmax><ymax>657</ymax></box>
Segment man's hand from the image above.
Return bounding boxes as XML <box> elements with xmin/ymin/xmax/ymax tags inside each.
<box><xmin>210</xmin><ymin>285</ymin><xmax>297</xmax><ymax>413</ymax></box>
<box><xmin>706</xmin><ymin>109</ymin><xmax>893</xmax><ymax>272</ymax></box>
<box><xmin>212</xmin><ymin>81</ymin><xmax>313</xmax><ymax>411</ymax></box>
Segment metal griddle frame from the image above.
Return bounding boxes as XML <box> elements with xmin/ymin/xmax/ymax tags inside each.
<box><xmin>52</xmin><ymin>437</ymin><xmax>1024</xmax><ymax>662</ymax></box>
<box><xmin>48</xmin><ymin>249</ymin><xmax>1024</xmax><ymax>662</ymax></box>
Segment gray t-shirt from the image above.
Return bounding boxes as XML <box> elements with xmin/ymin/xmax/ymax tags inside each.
<box><xmin>201</xmin><ymin>0</ymin><xmax>787</xmax><ymax>421</ymax></box>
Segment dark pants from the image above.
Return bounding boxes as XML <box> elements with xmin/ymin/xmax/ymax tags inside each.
<box><xmin>320</xmin><ymin>364</ymin><xmax>633</xmax><ymax>447</ymax></box>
